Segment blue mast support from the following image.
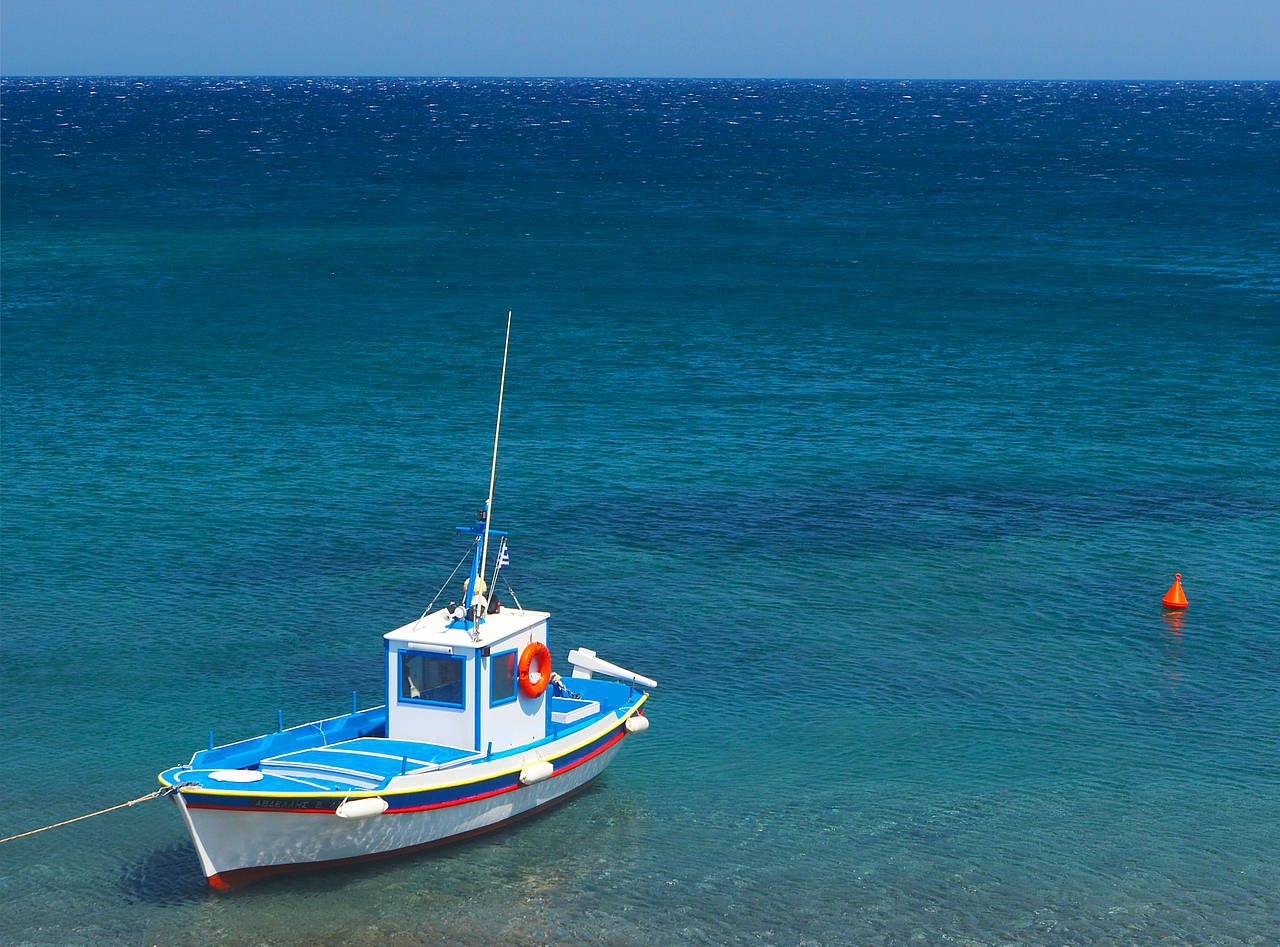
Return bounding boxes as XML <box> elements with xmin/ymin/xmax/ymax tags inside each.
<box><xmin>451</xmin><ymin>521</ymin><xmax>506</xmax><ymax>632</ymax></box>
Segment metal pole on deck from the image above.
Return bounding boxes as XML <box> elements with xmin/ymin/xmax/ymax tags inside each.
<box><xmin>479</xmin><ymin>310</ymin><xmax>512</xmax><ymax>616</ymax></box>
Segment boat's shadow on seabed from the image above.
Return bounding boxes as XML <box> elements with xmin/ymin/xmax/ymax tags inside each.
<box><xmin>122</xmin><ymin>838</ymin><xmax>425</xmax><ymax>903</ymax></box>
<box><xmin>121</xmin><ymin>841</ymin><xmax>213</xmax><ymax>905</ymax></box>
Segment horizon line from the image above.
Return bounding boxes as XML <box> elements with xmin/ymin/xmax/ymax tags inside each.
<box><xmin>4</xmin><ymin>73</ymin><xmax>1279</xmax><ymax>83</ymax></box>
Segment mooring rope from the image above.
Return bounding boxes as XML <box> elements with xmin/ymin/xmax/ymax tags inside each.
<box><xmin>0</xmin><ymin>787</ymin><xmax>171</xmax><ymax>844</ymax></box>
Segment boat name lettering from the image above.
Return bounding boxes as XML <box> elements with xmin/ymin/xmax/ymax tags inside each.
<box><xmin>252</xmin><ymin>797</ymin><xmax>329</xmax><ymax>811</ymax></box>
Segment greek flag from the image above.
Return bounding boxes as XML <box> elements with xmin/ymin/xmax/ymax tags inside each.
<box><xmin>497</xmin><ymin>538</ymin><xmax>510</xmax><ymax>570</ymax></box>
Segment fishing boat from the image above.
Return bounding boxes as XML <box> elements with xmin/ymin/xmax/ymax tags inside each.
<box><xmin>157</xmin><ymin>318</ymin><xmax>655</xmax><ymax>889</ymax></box>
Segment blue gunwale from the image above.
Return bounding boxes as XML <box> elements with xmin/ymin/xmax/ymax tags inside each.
<box><xmin>159</xmin><ymin>682</ymin><xmax>646</xmax><ymax>804</ymax></box>
<box><xmin>164</xmin><ymin>703</ymin><xmax>644</xmax><ymax>813</ymax></box>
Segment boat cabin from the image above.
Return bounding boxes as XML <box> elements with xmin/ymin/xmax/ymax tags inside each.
<box><xmin>384</xmin><ymin>604</ymin><xmax>551</xmax><ymax>756</ymax></box>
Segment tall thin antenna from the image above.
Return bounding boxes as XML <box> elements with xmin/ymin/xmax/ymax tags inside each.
<box><xmin>478</xmin><ymin>310</ymin><xmax>512</xmax><ymax>608</ymax></box>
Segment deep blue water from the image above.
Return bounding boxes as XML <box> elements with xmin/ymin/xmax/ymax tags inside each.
<box><xmin>2</xmin><ymin>77</ymin><xmax>1278</xmax><ymax>945</ymax></box>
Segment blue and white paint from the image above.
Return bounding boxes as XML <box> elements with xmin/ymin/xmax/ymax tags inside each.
<box><xmin>159</xmin><ymin>509</ymin><xmax>655</xmax><ymax>888</ymax></box>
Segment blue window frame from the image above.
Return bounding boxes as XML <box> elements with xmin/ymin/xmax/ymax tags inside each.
<box><xmin>490</xmin><ymin>649</ymin><xmax>517</xmax><ymax>706</ymax></box>
<box><xmin>400</xmin><ymin>651</ymin><xmax>465</xmax><ymax>708</ymax></box>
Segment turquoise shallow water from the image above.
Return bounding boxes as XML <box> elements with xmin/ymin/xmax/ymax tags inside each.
<box><xmin>2</xmin><ymin>78</ymin><xmax>1279</xmax><ymax>944</ymax></box>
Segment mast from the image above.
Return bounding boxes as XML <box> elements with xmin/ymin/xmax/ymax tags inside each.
<box><xmin>466</xmin><ymin>310</ymin><xmax>512</xmax><ymax>637</ymax></box>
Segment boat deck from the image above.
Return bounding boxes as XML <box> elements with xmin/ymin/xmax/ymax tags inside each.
<box><xmin>163</xmin><ymin>686</ymin><xmax>631</xmax><ymax>795</ymax></box>
<box><xmin>255</xmin><ymin>738</ymin><xmax>482</xmax><ymax>791</ymax></box>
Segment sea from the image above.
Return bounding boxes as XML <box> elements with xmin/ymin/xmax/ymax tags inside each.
<box><xmin>1</xmin><ymin>77</ymin><xmax>1278</xmax><ymax>945</ymax></box>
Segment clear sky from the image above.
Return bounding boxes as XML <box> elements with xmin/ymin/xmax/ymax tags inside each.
<box><xmin>2</xmin><ymin>0</ymin><xmax>1276</xmax><ymax>79</ymax></box>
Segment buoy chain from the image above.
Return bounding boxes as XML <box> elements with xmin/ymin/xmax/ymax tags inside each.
<box><xmin>0</xmin><ymin>786</ymin><xmax>176</xmax><ymax>844</ymax></box>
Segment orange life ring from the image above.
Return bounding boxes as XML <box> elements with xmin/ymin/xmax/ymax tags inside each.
<box><xmin>518</xmin><ymin>641</ymin><xmax>551</xmax><ymax>698</ymax></box>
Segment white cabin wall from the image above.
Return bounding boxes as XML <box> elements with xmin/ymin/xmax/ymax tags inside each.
<box><xmin>385</xmin><ymin>646</ymin><xmax>476</xmax><ymax>749</ymax></box>
<box><xmin>383</xmin><ymin>615</ymin><xmax>551</xmax><ymax>753</ymax></box>
<box><xmin>478</xmin><ymin>618</ymin><xmax>550</xmax><ymax>754</ymax></box>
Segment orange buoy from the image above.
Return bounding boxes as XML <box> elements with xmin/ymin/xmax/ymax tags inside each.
<box><xmin>518</xmin><ymin>641</ymin><xmax>551</xmax><ymax>698</ymax></box>
<box><xmin>1162</xmin><ymin>573</ymin><xmax>1188</xmax><ymax>609</ymax></box>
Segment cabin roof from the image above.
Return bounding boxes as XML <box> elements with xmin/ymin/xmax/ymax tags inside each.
<box><xmin>384</xmin><ymin>606</ymin><xmax>550</xmax><ymax>650</ymax></box>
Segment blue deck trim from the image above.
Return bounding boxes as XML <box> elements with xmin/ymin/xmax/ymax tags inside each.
<box><xmin>171</xmin><ymin>713</ymin><xmax>635</xmax><ymax>812</ymax></box>
<box><xmin>473</xmin><ymin>649</ymin><xmax>483</xmax><ymax>750</ymax></box>
<box><xmin>160</xmin><ymin>680</ymin><xmax>644</xmax><ymax>800</ymax></box>
<box><xmin>190</xmin><ymin>706</ymin><xmax>387</xmax><ymax>771</ymax></box>
<box><xmin>260</xmin><ymin>772</ymin><xmax>336</xmax><ymax>791</ymax></box>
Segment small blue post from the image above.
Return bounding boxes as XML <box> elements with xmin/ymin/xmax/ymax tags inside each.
<box><xmin>401</xmin><ymin>756</ymin><xmax>407</xmax><ymax>775</ymax></box>
<box><xmin>277</xmin><ymin>709</ymin><xmax>283</xmax><ymax>732</ymax></box>
<box><xmin>352</xmin><ymin>690</ymin><xmax>358</xmax><ymax>716</ymax></box>
<box><xmin>209</xmin><ymin>730</ymin><xmax>214</xmax><ymax>751</ymax></box>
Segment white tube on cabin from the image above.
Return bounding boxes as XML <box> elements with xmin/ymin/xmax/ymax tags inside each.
<box><xmin>566</xmin><ymin>648</ymin><xmax>658</xmax><ymax>689</ymax></box>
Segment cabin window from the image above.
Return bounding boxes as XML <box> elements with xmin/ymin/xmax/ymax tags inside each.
<box><xmin>490</xmin><ymin>649</ymin><xmax>517</xmax><ymax>706</ymax></box>
<box><xmin>400</xmin><ymin>652</ymin><xmax>464</xmax><ymax>708</ymax></box>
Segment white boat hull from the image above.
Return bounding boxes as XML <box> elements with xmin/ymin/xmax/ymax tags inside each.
<box><xmin>175</xmin><ymin>740</ymin><xmax>622</xmax><ymax>889</ymax></box>
<box><xmin>177</xmin><ymin>742</ymin><xmax>622</xmax><ymax>885</ymax></box>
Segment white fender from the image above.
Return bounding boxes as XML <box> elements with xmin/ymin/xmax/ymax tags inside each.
<box><xmin>519</xmin><ymin>760</ymin><xmax>554</xmax><ymax>785</ymax></box>
<box><xmin>335</xmin><ymin>796</ymin><xmax>389</xmax><ymax>820</ymax></box>
<box><xmin>566</xmin><ymin>648</ymin><xmax>657</xmax><ymax>689</ymax></box>
<box><xmin>624</xmin><ymin>715</ymin><xmax>650</xmax><ymax>734</ymax></box>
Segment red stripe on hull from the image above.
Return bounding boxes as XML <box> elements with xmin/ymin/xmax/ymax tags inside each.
<box><xmin>388</xmin><ymin>729</ymin><xmax>626</xmax><ymax>814</ymax></box>
<box><xmin>204</xmin><ymin>773</ymin><xmax>602</xmax><ymax>890</ymax></box>
<box><xmin>186</xmin><ymin>729</ymin><xmax>628</xmax><ymax>815</ymax></box>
